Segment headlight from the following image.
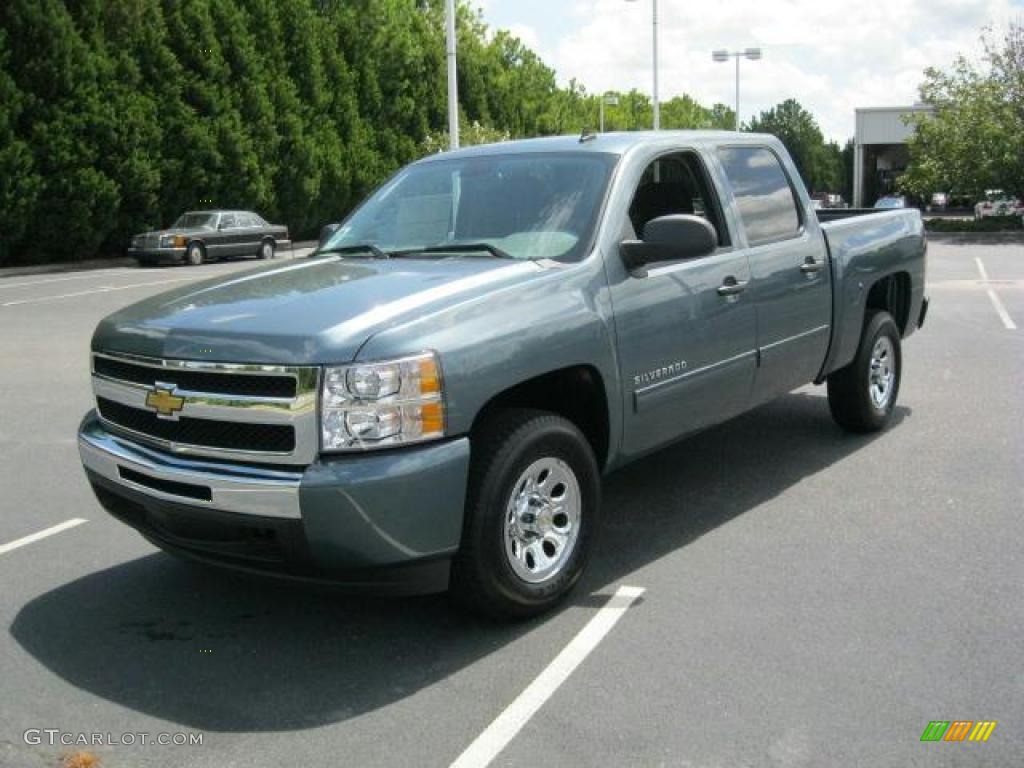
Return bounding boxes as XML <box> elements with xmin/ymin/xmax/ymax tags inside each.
<box><xmin>321</xmin><ymin>351</ymin><xmax>445</xmax><ymax>452</ymax></box>
<box><xmin>160</xmin><ymin>234</ymin><xmax>187</xmax><ymax>247</ymax></box>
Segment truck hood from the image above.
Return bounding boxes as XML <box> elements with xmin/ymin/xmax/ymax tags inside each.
<box><xmin>92</xmin><ymin>255</ymin><xmax>543</xmax><ymax>364</ymax></box>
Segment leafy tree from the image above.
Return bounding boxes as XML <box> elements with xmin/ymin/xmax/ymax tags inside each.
<box><xmin>747</xmin><ymin>98</ymin><xmax>838</xmax><ymax>193</ymax></box>
<box><xmin>901</xmin><ymin>22</ymin><xmax>1024</xmax><ymax>201</ymax></box>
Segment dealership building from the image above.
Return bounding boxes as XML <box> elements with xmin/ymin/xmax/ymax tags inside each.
<box><xmin>852</xmin><ymin>104</ymin><xmax>933</xmax><ymax>208</ymax></box>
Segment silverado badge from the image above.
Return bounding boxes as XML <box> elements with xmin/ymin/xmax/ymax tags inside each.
<box><xmin>146</xmin><ymin>384</ymin><xmax>185</xmax><ymax>420</ymax></box>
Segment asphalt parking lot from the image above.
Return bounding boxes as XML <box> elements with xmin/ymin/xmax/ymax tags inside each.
<box><xmin>0</xmin><ymin>241</ymin><xmax>1021</xmax><ymax>768</ymax></box>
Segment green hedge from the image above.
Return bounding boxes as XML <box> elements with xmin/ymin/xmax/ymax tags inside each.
<box><xmin>0</xmin><ymin>1</ymin><xmax>579</xmax><ymax>266</ymax></box>
<box><xmin>925</xmin><ymin>215</ymin><xmax>1023</xmax><ymax>232</ymax></box>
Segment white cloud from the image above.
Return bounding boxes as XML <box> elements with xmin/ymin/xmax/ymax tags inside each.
<box><xmin>547</xmin><ymin>0</ymin><xmax>1020</xmax><ymax>140</ymax></box>
<box><xmin>505</xmin><ymin>22</ymin><xmax>542</xmax><ymax>53</ymax></box>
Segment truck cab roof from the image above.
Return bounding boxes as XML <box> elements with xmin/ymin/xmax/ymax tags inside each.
<box><xmin>416</xmin><ymin>131</ymin><xmax>780</xmax><ymax>164</ymax></box>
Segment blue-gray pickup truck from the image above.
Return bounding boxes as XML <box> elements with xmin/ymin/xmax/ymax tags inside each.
<box><xmin>79</xmin><ymin>131</ymin><xmax>927</xmax><ymax>619</ymax></box>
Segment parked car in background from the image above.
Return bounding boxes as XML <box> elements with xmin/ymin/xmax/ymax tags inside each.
<box><xmin>129</xmin><ymin>210</ymin><xmax>290</xmax><ymax>266</ymax></box>
<box><xmin>974</xmin><ymin>191</ymin><xmax>1023</xmax><ymax>220</ymax></box>
<box><xmin>825</xmin><ymin>193</ymin><xmax>848</xmax><ymax>209</ymax></box>
<box><xmin>874</xmin><ymin>195</ymin><xmax>908</xmax><ymax>209</ymax></box>
<box><xmin>929</xmin><ymin>192</ymin><xmax>948</xmax><ymax>211</ymax></box>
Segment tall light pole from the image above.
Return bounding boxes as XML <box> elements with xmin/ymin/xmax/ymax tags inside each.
<box><xmin>445</xmin><ymin>0</ymin><xmax>459</xmax><ymax>149</ymax></box>
<box><xmin>712</xmin><ymin>47</ymin><xmax>762</xmax><ymax>131</ymax></box>
<box><xmin>625</xmin><ymin>0</ymin><xmax>659</xmax><ymax>129</ymax></box>
<box><xmin>599</xmin><ymin>93</ymin><xmax>619</xmax><ymax>132</ymax></box>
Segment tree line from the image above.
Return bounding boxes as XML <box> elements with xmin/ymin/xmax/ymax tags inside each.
<box><xmin>0</xmin><ymin>0</ymin><xmax>848</xmax><ymax>266</ymax></box>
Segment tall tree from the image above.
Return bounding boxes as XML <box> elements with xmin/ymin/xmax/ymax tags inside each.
<box><xmin>901</xmin><ymin>22</ymin><xmax>1024</xmax><ymax>200</ymax></box>
<box><xmin>747</xmin><ymin>98</ymin><xmax>835</xmax><ymax>193</ymax></box>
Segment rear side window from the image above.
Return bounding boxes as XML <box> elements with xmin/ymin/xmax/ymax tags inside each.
<box><xmin>718</xmin><ymin>147</ymin><xmax>801</xmax><ymax>246</ymax></box>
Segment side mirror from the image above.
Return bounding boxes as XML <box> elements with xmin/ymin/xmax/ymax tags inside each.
<box><xmin>319</xmin><ymin>222</ymin><xmax>340</xmax><ymax>247</ymax></box>
<box><xmin>620</xmin><ymin>214</ymin><xmax>718</xmax><ymax>273</ymax></box>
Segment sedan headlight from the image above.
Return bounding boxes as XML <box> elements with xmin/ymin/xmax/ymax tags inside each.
<box><xmin>160</xmin><ymin>234</ymin><xmax>187</xmax><ymax>248</ymax></box>
<box><xmin>321</xmin><ymin>352</ymin><xmax>445</xmax><ymax>452</ymax></box>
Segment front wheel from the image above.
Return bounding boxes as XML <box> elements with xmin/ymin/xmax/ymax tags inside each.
<box><xmin>827</xmin><ymin>310</ymin><xmax>902</xmax><ymax>433</ymax></box>
<box><xmin>451</xmin><ymin>409</ymin><xmax>601</xmax><ymax>621</ymax></box>
<box><xmin>185</xmin><ymin>241</ymin><xmax>204</xmax><ymax>266</ymax></box>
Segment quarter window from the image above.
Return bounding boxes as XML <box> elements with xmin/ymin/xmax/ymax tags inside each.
<box><xmin>718</xmin><ymin>147</ymin><xmax>801</xmax><ymax>246</ymax></box>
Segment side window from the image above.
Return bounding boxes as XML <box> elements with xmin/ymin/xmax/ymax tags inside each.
<box><xmin>239</xmin><ymin>213</ymin><xmax>257</xmax><ymax>227</ymax></box>
<box><xmin>627</xmin><ymin>152</ymin><xmax>729</xmax><ymax>248</ymax></box>
<box><xmin>220</xmin><ymin>213</ymin><xmax>237</xmax><ymax>229</ymax></box>
<box><xmin>717</xmin><ymin>147</ymin><xmax>801</xmax><ymax>246</ymax></box>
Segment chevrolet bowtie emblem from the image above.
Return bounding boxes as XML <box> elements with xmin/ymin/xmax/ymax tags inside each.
<box><xmin>146</xmin><ymin>385</ymin><xmax>185</xmax><ymax>419</ymax></box>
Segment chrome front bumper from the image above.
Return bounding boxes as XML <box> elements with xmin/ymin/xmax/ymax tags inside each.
<box><xmin>78</xmin><ymin>413</ymin><xmax>302</xmax><ymax>519</ymax></box>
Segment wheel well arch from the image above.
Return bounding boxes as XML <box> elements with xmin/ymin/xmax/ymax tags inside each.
<box><xmin>865</xmin><ymin>271</ymin><xmax>912</xmax><ymax>335</ymax></box>
<box><xmin>470</xmin><ymin>365</ymin><xmax>611</xmax><ymax>469</ymax></box>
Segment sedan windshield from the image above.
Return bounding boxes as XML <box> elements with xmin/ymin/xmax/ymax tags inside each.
<box><xmin>323</xmin><ymin>152</ymin><xmax>618</xmax><ymax>262</ymax></box>
<box><xmin>874</xmin><ymin>197</ymin><xmax>904</xmax><ymax>209</ymax></box>
<box><xmin>173</xmin><ymin>213</ymin><xmax>217</xmax><ymax>229</ymax></box>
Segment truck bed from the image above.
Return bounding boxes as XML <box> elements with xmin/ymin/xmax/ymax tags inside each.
<box><xmin>816</xmin><ymin>208</ymin><xmax>927</xmax><ymax>381</ymax></box>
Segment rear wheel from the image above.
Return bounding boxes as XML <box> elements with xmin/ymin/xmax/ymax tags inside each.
<box><xmin>259</xmin><ymin>239</ymin><xmax>275</xmax><ymax>260</ymax></box>
<box><xmin>185</xmin><ymin>241</ymin><xmax>204</xmax><ymax>266</ymax></box>
<box><xmin>451</xmin><ymin>409</ymin><xmax>600</xmax><ymax>621</ymax></box>
<box><xmin>827</xmin><ymin>310</ymin><xmax>901</xmax><ymax>433</ymax></box>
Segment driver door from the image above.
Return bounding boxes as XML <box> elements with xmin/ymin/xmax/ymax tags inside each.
<box><xmin>609</xmin><ymin>150</ymin><xmax>757</xmax><ymax>461</ymax></box>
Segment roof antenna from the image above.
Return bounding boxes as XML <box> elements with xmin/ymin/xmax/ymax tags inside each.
<box><xmin>579</xmin><ymin>127</ymin><xmax>597</xmax><ymax>143</ymax></box>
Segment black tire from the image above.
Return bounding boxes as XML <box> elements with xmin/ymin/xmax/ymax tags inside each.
<box><xmin>185</xmin><ymin>241</ymin><xmax>204</xmax><ymax>266</ymax></box>
<box><xmin>827</xmin><ymin>309</ymin><xmax>902</xmax><ymax>433</ymax></box>
<box><xmin>451</xmin><ymin>409</ymin><xmax>601</xmax><ymax>621</ymax></box>
<box><xmin>259</xmin><ymin>239</ymin><xmax>275</xmax><ymax>260</ymax></box>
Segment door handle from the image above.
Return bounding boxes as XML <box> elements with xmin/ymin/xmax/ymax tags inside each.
<box><xmin>800</xmin><ymin>258</ymin><xmax>823</xmax><ymax>274</ymax></box>
<box><xmin>717</xmin><ymin>277</ymin><xmax>748</xmax><ymax>296</ymax></box>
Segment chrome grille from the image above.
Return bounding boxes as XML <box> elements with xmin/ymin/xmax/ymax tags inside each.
<box><xmin>91</xmin><ymin>351</ymin><xmax>319</xmax><ymax>465</ymax></box>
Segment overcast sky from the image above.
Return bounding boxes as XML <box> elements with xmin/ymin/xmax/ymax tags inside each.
<box><xmin>474</xmin><ymin>0</ymin><xmax>1023</xmax><ymax>141</ymax></box>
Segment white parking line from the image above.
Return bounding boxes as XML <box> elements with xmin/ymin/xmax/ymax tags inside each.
<box><xmin>450</xmin><ymin>585</ymin><xmax>645</xmax><ymax>768</ymax></box>
<box><xmin>975</xmin><ymin>257</ymin><xmax>1017</xmax><ymax>330</ymax></box>
<box><xmin>0</xmin><ymin>518</ymin><xmax>88</xmax><ymax>556</ymax></box>
<box><xmin>1</xmin><ymin>276</ymin><xmax>197</xmax><ymax>307</ymax></box>
<box><xmin>0</xmin><ymin>269</ymin><xmax>142</xmax><ymax>290</ymax></box>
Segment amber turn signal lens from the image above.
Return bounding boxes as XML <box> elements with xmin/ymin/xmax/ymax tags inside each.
<box><xmin>419</xmin><ymin>357</ymin><xmax>441</xmax><ymax>395</ymax></box>
<box><xmin>419</xmin><ymin>401</ymin><xmax>444</xmax><ymax>435</ymax></box>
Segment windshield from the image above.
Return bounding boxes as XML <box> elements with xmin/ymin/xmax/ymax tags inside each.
<box><xmin>323</xmin><ymin>152</ymin><xmax>618</xmax><ymax>261</ymax></box>
<box><xmin>173</xmin><ymin>213</ymin><xmax>217</xmax><ymax>229</ymax></box>
<box><xmin>874</xmin><ymin>197</ymin><xmax>903</xmax><ymax>209</ymax></box>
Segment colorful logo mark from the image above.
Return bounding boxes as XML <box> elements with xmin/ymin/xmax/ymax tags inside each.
<box><xmin>920</xmin><ymin>721</ymin><xmax>997</xmax><ymax>742</ymax></box>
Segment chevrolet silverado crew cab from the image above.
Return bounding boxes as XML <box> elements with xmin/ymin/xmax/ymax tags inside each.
<box><xmin>79</xmin><ymin>132</ymin><xmax>928</xmax><ymax>619</ymax></box>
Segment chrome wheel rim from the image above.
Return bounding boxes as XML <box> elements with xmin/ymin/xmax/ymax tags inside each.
<box><xmin>868</xmin><ymin>336</ymin><xmax>895</xmax><ymax>409</ymax></box>
<box><xmin>503</xmin><ymin>457</ymin><xmax>581</xmax><ymax>584</ymax></box>
<box><xmin>188</xmin><ymin>246</ymin><xmax>201</xmax><ymax>265</ymax></box>
<box><xmin>261</xmin><ymin>242</ymin><xmax>272</xmax><ymax>259</ymax></box>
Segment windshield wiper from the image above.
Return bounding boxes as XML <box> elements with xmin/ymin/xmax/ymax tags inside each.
<box><xmin>316</xmin><ymin>243</ymin><xmax>391</xmax><ymax>259</ymax></box>
<box><xmin>394</xmin><ymin>243</ymin><xmax>515</xmax><ymax>260</ymax></box>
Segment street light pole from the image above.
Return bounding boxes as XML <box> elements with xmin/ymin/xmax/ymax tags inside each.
<box><xmin>712</xmin><ymin>47</ymin><xmax>762</xmax><ymax>132</ymax></box>
<box><xmin>735</xmin><ymin>55</ymin><xmax>740</xmax><ymax>131</ymax></box>
<box><xmin>599</xmin><ymin>93</ymin><xmax>619</xmax><ymax>132</ymax></box>
<box><xmin>445</xmin><ymin>0</ymin><xmax>459</xmax><ymax>150</ymax></box>
<box><xmin>626</xmin><ymin>0</ymin><xmax>659</xmax><ymax>130</ymax></box>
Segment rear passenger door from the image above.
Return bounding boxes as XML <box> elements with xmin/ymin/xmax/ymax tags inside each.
<box><xmin>715</xmin><ymin>146</ymin><xmax>831</xmax><ymax>405</ymax></box>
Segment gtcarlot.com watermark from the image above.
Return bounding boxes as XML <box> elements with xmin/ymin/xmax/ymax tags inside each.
<box><xmin>24</xmin><ymin>729</ymin><xmax>203</xmax><ymax>747</ymax></box>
